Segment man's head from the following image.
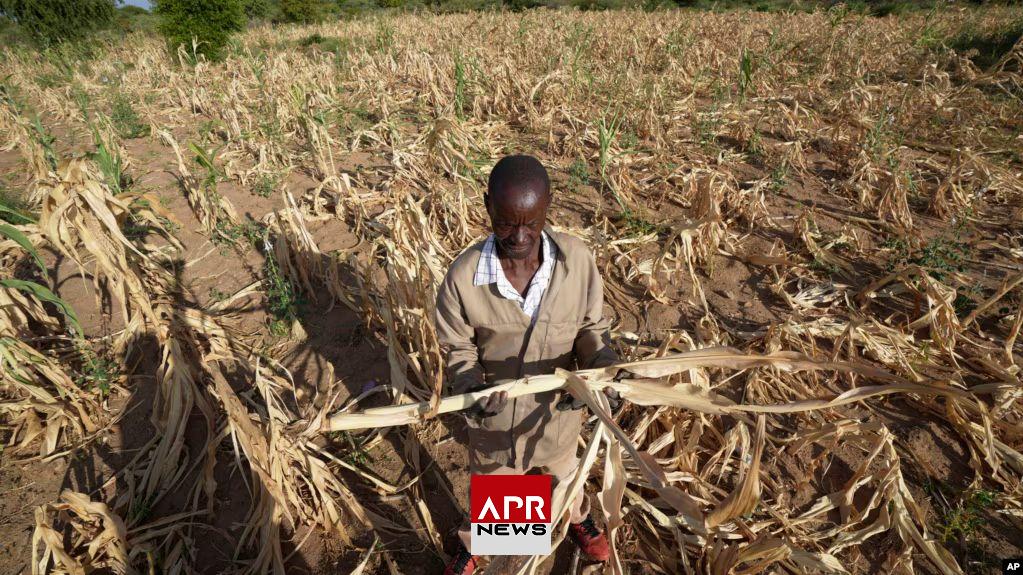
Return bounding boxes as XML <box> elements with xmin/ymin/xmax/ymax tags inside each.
<box><xmin>485</xmin><ymin>155</ymin><xmax>551</xmax><ymax>260</ymax></box>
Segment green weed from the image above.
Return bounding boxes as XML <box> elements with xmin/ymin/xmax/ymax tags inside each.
<box><xmin>30</xmin><ymin>115</ymin><xmax>58</xmax><ymax>172</ymax></box>
<box><xmin>567</xmin><ymin>158</ymin><xmax>590</xmax><ymax>194</ymax></box>
<box><xmin>769</xmin><ymin>159</ymin><xmax>788</xmax><ymax>193</ymax></box>
<box><xmin>339</xmin><ymin>430</ymin><xmax>374</xmax><ymax>466</ymax></box>
<box><xmin>129</xmin><ymin>493</ymin><xmax>156</xmax><ymax>524</ymax></box>
<box><xmin>110</xmin><ymin>92</ymin><xmax>149</xmax><ymax>139</ymax></box>
<box><xmin>91</xmin><ymin>126</ymin><xmax>127</xmax><ymax>194</ymax></box>
<box><xmin>252</xmin><ymin>173</ymin><xmax>279</xmax><ymax>198</ymax></box>
<box><xmin>665</xmin><ymin>25</ymin><xmax>692</xmax><ymax>61</ymax></box>
<box><xmin>262</xmin><ymin>243</ymin><xmax>300</xmax><ymax>335</ymax></box>
<box><xmin>373</xmin><ymin>22</ymin><xmax>395</xmax><ymax>53</ymax></box>
<box><xmin>616</xmin><ymin>211</ymin><xmax>666</xmax><ymax>238</ymax></box>
<box><xmin>745</xmin><ymin>129</ymin><xmax>764</xmax><ymax>160</ymax></box>
<box><xmin>215</xmin><ymin>218</ymin><xmax>266</xmax><ymax>251</ymax></box>
<box><xmin>809</xmin><ymin>257</ymin><xmax>840</xmax><ymax>277</ymax></box>
<box><xmin>75</xmin><ymin>349</ymin><xmax>119</xmax><ymax>398</ymax></box>
<box><xmin>298</xmin><ymin>33</ymin><xmax>343</xmax><ymax>53</ymax></box>
<box><xmin>925</xmin><ymin>482</ymin><xmax>998</xmax><ymax>566</ymax></box>
<box><xmin>738</xmin><ymin>47</ymin><xmax>755</xmax><ymax>101</ymax></box>
<box><xmin>208</xmin><ymin>287</ymin><xmax>229</xmax><ymax>303</ymax></box>
<box><xmin>883</xmin><ymin>218</ymin><xmax>972</xmax><ymax>281</ymax></box>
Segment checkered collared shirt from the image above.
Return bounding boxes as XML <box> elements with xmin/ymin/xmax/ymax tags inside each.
<box><xmin>472</xmin><ymin>231</ymin><xmax>557</xmax><ymax>322</ymax></box>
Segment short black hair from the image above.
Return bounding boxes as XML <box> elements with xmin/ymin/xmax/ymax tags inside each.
<box><xmin>487</xmin><ymin>155</ymin><xmax>550</xmax><ymax>199</ymax></box>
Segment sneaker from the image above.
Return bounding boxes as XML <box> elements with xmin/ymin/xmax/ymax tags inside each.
<box><xmin>443</xmin><ymin>544</ymin><xmax>480</xmax><ymax>575</ymax></box>
<box><xmin>568</xmin><ymin>515</ymin><xmax>610</xmax><ymax>562</ymax></box>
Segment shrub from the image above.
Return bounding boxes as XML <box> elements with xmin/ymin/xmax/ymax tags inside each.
<box><xmin>337</xmin><ymin>0</ymin><xmax>382</xmax><ymax>17</ymax></box>
<box><xmin>0</xmin><ymin>0</ymin><xmax>116</xmax><ymax>47</ymax></box>
<box><xmin>154</xmin><ymin>0</ymin><xmax>246</xmax><ymax>63</ymax></box>
<box><xmin>948</xmin><ymin>17</ymin><xmax>1023</xmax><ymax>70</ymax></box>
<box><xmin>114</xmin><ymin>5</ymin><xmax>158</xmax><ymax>34</ymax></box>
<box><xmin>242</xmin><ymin>0</ymin><xmax>276</xmax><ymax>20</ymax></box>
<box><xmin>277</xmin><ymin>0</ymin><xmax>333</xmax><ymax>23</ymax></box>
<box><xmin>298</xmin><ymin>32</ymin><xmax>343</xmax><ymax>52</ymax></box>
<box><xmin>432</xmin><ymin>0</ymin><xmax>500</xmax><ymax>12</ymax></box>
<box><xmin>572</xmin><ymin>0</ymin><xmax>634</xmax><ymax>10</ymax></box>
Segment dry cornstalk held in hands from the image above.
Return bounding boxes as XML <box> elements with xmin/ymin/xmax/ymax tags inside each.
<box><xmin>320</xmin><ymin>346</ymin><xmax>965</xmax><ymax>432</ymax></box>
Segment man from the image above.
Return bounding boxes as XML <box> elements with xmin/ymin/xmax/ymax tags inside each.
<box><xmin>435</xmin><ymin>155</ymin><xmax>623</xmax><ymax>575</ymax></box>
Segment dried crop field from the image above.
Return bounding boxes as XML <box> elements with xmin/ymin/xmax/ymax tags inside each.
<box><xmin>1</xmin><ymin>5</ymin><xmax>1022</xmax><ymax>575</ymax></box>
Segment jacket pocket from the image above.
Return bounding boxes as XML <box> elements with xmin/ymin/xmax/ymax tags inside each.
<box><xmin>545</xmin><ymin>321</ymin><xmax>578</xmax><ymax>356</ymax></box>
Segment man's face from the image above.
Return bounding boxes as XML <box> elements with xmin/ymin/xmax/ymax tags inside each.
<box><xmin>486</xmin><ymin>185</ymin><xmax>550</xmax><ymax>260</ymax></box>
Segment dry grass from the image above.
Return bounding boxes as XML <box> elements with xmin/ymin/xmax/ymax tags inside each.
<box><xmin>1</xmin><ymin>5</ymin><xmax>1022</xmax><ymax>574</ymax></box>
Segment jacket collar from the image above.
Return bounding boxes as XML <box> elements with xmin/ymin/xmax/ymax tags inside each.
<box><xmin>533</xmin><ymin>224</ymin><xmax>569</xmax><ymax>323</ymax></box>
<box><xmin>542</xmin><ymin>224</ymin><xmax>570</xmax><ymax>273</ymax></box>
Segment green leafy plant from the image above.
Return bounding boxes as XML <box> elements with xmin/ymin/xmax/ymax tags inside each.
<box><xmin>0</xmin><ymin>223</ymin><xmax>45</xmax><ymax>274</ymax></box>
<box><xmin>769</xmin><ymin>159</ymin><xmax>789</xmax><ymax>193</ymax></box>
<box><xmin>924</xmin><ymin>481</ymin><xmax>997</xmax><ymax>566</ymax></box>
<box><xmin>91</xmin><ymin>126</ymin><xmax>126</xmax><ymax>194</ymax></box>
<box><xmin>277</xmin><ymin>0</ymin><xmax>332</xmax><ymax>24</ymax></box>
<box><xmin>0</xmin><ymin>0</ymin><xmax>116</xmax><ymax>47</ymax></box>
<box><xmin>155</xmin><ymin>0</ymin><xmax>245</xmax><ymax>63</ymax></box>
<box><xmin>216</xmin><ymin>218</ymin><xmax>266</xmax><ymax>250</ymax></box>
<box><xmin>76</xmin><ymin>349</ymin><xmax>119</xmax><ymax>397</ymax></box>
<box><xmin>598</xmin><ymin>109</ymin><xmax>635</xmax><ymax>217</ymax></box>
<box><xmin>252</xmin><ymin>173</ymin><xmax>279</xmax><ymax>198</ymax></box>
<box><xmin>208</xmin><ymin>286</ymin><xmax>229</xmax><ymax>303</ymax></box>
<box><xmin>190</xmin><ymin>141</ymin><xmax>226</xmax><ymax>191</ymax></box>
<box><xmin>947</xmin><ymin>16</ymin><xmax>1023</xmax><ymax>71</ymax></box>
<box><xmin>738</xmin><ymin>47</ymin><xmax>755</xmax><ymax>101</ymax></box>
<box><xmin>336</xmin><ymin>430</ymin><xmax>374</xmax><ymax>466</ymax></box>
<box><xmin>129</xmin><ymin>494</ymin><xmax>156</xmax><ymax>524</ymax></box>
<box><xmin>263</xmin><ymin>248</ymin><xmax>300</xmax><ymax>336</ymax></box>
<box><xmin>373</xmin><ymin>22</ymin><xmax>395</xmax><ymax>53</ymax></box>
<box><xmin>30</xmin><ymin>114</ymin><xmax>58</xmax><ymax>172</ymax></box>
<box><xmin>110</xmin><ymin>92</ymin><xmax>149</xmax><ymax>139</ymax></box>
<box><xmin>0</xmin><ymin>186</ymin><xmax>35</xmax><ymax>225</ymax></box>
<box><xmin>615</xmin><ymin>211</ymin><xmax>666</xmax><ymax>238</ymax></box>
<box><xmin>567</xmin><ymin>158</ymin><xmax>590</xmax><ymax>194</ymax></box>
<box><xmin>1</xmin><ymin>279</ymin><xmax>82</xmax><ymax>337</ymax></box>
<box><xmin>242</xmin><ymin>0</ymin><xmax>275</xmax><ymax>20</ymax></box>
<box><xmin>883</xmin><ymin>218</ymin><xmax>972</xmax><ymax>281</ymax></box>
<box><xmin>298</xmin><ymin>33</ymin><xmax>342</xmax><ymax>53</ymax></box>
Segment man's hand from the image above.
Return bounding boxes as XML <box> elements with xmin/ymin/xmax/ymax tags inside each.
<box><xmin>466</xmin><ymin>387</ymin><xmax>509</xmax><ymax>424</ymax></box>
<box><xmin>555</xmin><ymin>386</ymin><xmax>623</xmax><ymax>413</ymax></box>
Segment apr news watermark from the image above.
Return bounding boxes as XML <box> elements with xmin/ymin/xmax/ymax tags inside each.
<box><xmin>470</xmin><ymin>474</ymin><xmax>552</xmax><ymax>555</ymax></box>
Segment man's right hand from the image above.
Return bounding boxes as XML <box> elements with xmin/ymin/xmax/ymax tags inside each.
<box><xmin>466</xmin><ymin>388</ymin><xmax>509</xmax><ymax>424</ymax></box>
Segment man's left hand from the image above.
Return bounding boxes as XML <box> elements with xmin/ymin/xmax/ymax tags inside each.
<box><xmin>556</xmin><ymin>386</ymin><xmax>623</xmax><ymax>414</ymax></box>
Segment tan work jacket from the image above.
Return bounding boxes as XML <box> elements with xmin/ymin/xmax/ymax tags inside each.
<box><xmin>435</xmin><ymin>226</ymin><xmax>618</xmax><ymax>469</ymax></box>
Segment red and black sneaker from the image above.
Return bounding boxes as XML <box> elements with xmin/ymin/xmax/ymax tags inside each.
<box><xmin>568</xmin><ymin>515</ymin><xmax>610</xmax><ymax>562</ymax></box>
<box><xmin>443</xmin><ymin>544</ymin><xmax>480</xmax><ymax>575</ymax></box>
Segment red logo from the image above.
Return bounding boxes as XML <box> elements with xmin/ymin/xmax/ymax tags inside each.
<box><xmin>470</xmin><ymin>474</ymin><xmax>552</xmax><ymax>555</ymax></box>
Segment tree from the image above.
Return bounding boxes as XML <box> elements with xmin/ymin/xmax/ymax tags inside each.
<box><xmin>277</xmin><ymin>0</ymin><xmax>333</xmax><ymax>23</ymax></box>
<box><xmin>154</xmin><ymin>0</ymin><xmax>245</xmax><ymax>62</ymax></box>
<box><xmin>0</xmin><ymin>0</ymin><xmax>116</xmax><ymax>46</ymax></box>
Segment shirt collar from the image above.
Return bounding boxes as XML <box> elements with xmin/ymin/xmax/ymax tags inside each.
<box><xmin>473</xmin><ymin>231</ymin><xmax>555</xmax><ymax>288</ymax></box>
